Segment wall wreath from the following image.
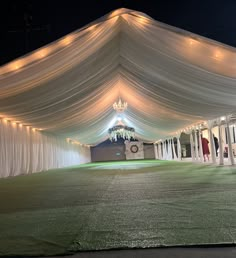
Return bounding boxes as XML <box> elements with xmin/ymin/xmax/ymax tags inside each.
<box><xmin>130</xmin><ymin>144</ymin><xmax>139</xmax><ymax>153</ymax></box>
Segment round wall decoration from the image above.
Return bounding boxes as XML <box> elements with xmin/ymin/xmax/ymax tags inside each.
<box><xmin>130</xmin><ymin>144</ymin><xmax>139</xmax><ymax>153</ymax></box>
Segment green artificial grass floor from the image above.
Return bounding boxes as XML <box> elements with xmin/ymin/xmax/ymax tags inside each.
<box><xmin>0</xmin><ymin>160</ymin><xmax>236</xmax><ymax>256</ymax></box>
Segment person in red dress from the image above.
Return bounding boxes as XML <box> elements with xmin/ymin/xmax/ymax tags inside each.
<box><xmin>201</xmin><ymin>137</ymin><xmax>210</xmax><ymax>162</ymax></box>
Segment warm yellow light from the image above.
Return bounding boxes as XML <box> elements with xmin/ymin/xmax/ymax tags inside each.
<box><xmin>87</xmin><ymin>24</ymin><xmax>97</xmax><ymax>31</ymax></box>
<box><xmin>214</xmin><ymin>50</ymin><xmax>223</xmax><ymax>60</ymax></box>
<box><xmin>60</xmin><ymin>35</ymin><xmax>75</xmax><ymax>46</ymax></box>
<box><xmin>188</xmin><ymin>38</ymin><xmax>198</xmax><ymax>46</ymax></box>
<box><xmin>189</xmin><ymin>40</ymin><xmax>194</xmax><ymax>45</ymax></box>
<box><xmin>38</xmin><ymin>50</ymin><xmax>47</xmax><ymax>58</ymax></box>
<box><xmin>108</xmin><ymin>8</ymin><xmax>125</xmax><ymax>18</ymax></box>
<box><xmin>111</xmin><ymin>9</ymin><xmax>121</xmax><ymax>17</ymax></box>
<box><xmin>32</xmin><ymin>128</ymin><xmax>36</xmax><ymax>132</ymax></box>
<box><xmin>137</xmin><ymin>15</ymin><xmax>148</xmax><ymax>25</ymax></box>
<box><xmin>12</xmin><ymin>61</ymin><xmax>22</xmax><ymax>70</ymax></box>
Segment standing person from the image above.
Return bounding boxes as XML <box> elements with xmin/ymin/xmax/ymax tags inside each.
<box><xmin>201</xmin><ymin>137</ymin><xmax>210</xmax><ymax>162</ymax></box>
<box><xmin>213</xmin><ymin>134</ymin><xmax>219</xmax><ymax>157</ymax></box>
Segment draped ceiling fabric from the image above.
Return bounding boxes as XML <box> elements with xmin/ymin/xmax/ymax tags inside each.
<box><xmin>1</xmin><ymin>8</ymin><xmax>236</xmax><ymax>145</ymax></box>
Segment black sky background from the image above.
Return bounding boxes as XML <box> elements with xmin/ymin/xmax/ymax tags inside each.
<box><xmin>0</xmin><ymin>0</ymin><xmax>236</xmax><ymax>66</ymax></box>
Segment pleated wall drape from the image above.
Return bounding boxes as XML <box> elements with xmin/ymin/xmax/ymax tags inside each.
<box><xmin>0</xmin><ymin>119</ymin><xmax>91</xmax><ymax>178</ymax></box>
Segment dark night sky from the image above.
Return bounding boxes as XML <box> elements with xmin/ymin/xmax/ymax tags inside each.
<box><xmin>0</xmin><ymin>0</ymin><xmax>236</xmax><ymax>66</ymax></box>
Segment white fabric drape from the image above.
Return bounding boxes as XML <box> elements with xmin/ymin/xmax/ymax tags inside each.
<box><xmin>1</xmin><ymin>9</ymin><xmax>236</xmax><ymax>145</ymax></box>
<box><xmin>166</xmin><ymin>140</ymin><xmax>169</xmax><ymax>160</ymax></box>
<box><xmin>190</xmin><ymin>132</ymin><xmax>195</xmax><ymax>162</ymax></box>
<box><xmin>218</xmin><ymin>125</ymin><xmax>224</xmax><ymax>165</ymax></box>
<box><xmin>163</xmin><ymin>141</ymin><xmax>168</xmax><ymax>160</ymax></box>
<box><xmin>194</xmin><ymin>130</ymin><xmax>199</xmax><ymax>162</ymax></box>
<box><xmin>0</xmin><ymin>119</ymin><xmax>91</xmax><ymax>178</ymax></box>
<box><xmin>177</xmin><ymin>137</ymin><xmax>181</xmax><ymax>161</ymax></box>
<box><xmin>225</xmin><ymin>122</ymin><xmax>235</xmax><ymax>165</ymax></box>
<box><xmin>171</xmin><ymin>138</ymin><xmax>177</xmax><ymax>160</ymax></box>
<box><xmin>198</xmin><ymin>129</ymin><xmax>204</xmax><ymax>162</ymax></box>
<box><xmin>154</xmin><ymin>144</ymin><xmax>158</xmax><ymax>159</ymax></box>
<box><xmin>158</xmin><ymin>142</ymin><xmax>163</xmax><ymax>159</ymax></box>
<box><xmin>208</xmin><ymin>129</ymin><xmax>217</xmax><ymax>164</ymax></box>
<box><xmin>207</xmin><ymin>120</ymin><xmax>216</xmax><ymax>164</ymax></box>
<box><xmin>162</xmin><ymin>141</ymin><xmax>166</xmax><ymax>160</ymax></box>
<box><xmin>166</xmin><ymin>140</ymin><xmax>171</xmax><ymax>160</ymax></box>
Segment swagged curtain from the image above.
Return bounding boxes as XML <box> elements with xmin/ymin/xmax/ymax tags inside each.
<box><xmin>0</xmin><ymin>119</ymin><xmax>91</xmax><ymax>178</ymax></box>
<box><xmin>1</xmin><ymin>8</ymin><xmax>236</xmax><ymax>145</ymax></box>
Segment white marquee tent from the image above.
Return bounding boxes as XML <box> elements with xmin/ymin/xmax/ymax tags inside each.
<box><xmin>1</xmin><ymin>8</ymin><xmax>236</xmax><ymax>177</ymax></box>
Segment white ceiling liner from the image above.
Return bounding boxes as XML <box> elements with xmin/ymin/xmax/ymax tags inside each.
<box><xmin>0</xmin><ymin>8</ymin><xmax>236</xmax><ymax>145</ymax></box>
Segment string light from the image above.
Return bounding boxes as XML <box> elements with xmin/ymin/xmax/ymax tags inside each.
<box><xmin>11</xmin><ymin>61</ymin><xmax>23</xmax><ymax>71</ymax></box>
<box><xmin>87</xmin><ymin>24</ymin><xmax>97</xmax><ymax>31</ymax></box>
<box><xmin>186</xmin><ymin>38</ymin><xmax>199</xmax><ymax>47</ymax></box>
<box><xmin>189</xmin><ymin>39</ymin><xmax>196</xmax><ymax>45</ymax></box>
<box><xmin>108</xmin><ymin>9</ymin><xmax>124</xmax><ymax>18</ymax></box>
<box><xmin>66</xmin><ymin>137</ymin><xmax>89</xmax><ymax>146</ymax></box>
<box><xmin>36</xmin><ymin>49</ymin><xmax>49</xmax><ymax>58</ymax></box>
<box><xmin>214</xmin><ymin>50</ymin><xmax>223</xmax><ymax>60</ymax></box>
<box><xmin>136</xmin><ymin>15</ymin><xmax>149</xmax><ymax>26</ymax></box>
<box><xmin>60</xmin><ymin>35</ymin><xmax>75</xmax><ymax>46</ymax></box>
<box><xmin>0</xmin><ymin>116</ymin><xmax>45</xmax><ymax>132</ymax></box>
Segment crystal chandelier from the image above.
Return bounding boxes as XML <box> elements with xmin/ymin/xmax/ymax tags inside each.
<box><xmin>113</xmin><ymin>98</ymin><xmax>128</xmax><ymax>113</ymax></box>
<box><xmin>108</xmin><ymin>98</ymin><xmax>135</xmax><ymax>141</ymax></box>
<box><xmin>108</xmin><ymin>125</ymin><xmax>135</xmax><ymax>142</ymax></box>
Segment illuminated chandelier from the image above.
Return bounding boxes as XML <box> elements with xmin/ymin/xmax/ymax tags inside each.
<box><xmin>113</xmin><ymin>98</ymin><xmax>128</xmax><ymax>113</ymax></box>
<box><xmin>108</xmin><ymin>125</ymin><xmax>135</xmax><ymax>141</ymax></box>
<box><xmin>108</xmin><ymin>98</ymin><xmax>135</xmax><ymax>141</ymax></box>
